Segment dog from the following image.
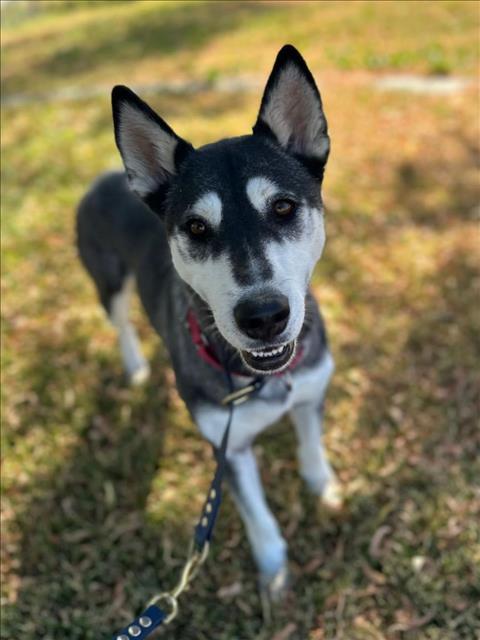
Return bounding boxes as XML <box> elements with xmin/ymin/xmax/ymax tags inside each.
<box><xmin>76</xmin><ymin>44</ymin><xmax>341</xmax><ymax>600</ymax></box>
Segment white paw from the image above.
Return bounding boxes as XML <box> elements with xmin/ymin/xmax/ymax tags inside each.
<box><xmin>260</xmin><ymin>564</ymin><xmax>289</xmax><ymax>600</ymax></box>
<box><xmin>128</xmin><ymin>362</ymin><xmax>150</xmax><ymax>386</ymax></box>
<box><xmin>259</xmin><ymin>564</ymin><xmax>290</xmax><ymax>621</ymax></box>
<box><xmin>320</xmin><ymin>477</ymin><xmax>344</xmax><ymax>511</ymax></box>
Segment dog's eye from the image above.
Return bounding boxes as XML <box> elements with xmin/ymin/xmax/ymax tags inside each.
<box><xmin>187</xmin><ymin>218</ymin><xmax>207</xmax><ymax>237</ymax></box>
<box><xmin>273</xmin><ymin>199</ymin><xmax>296</xmax><ymax>217</ymax></box>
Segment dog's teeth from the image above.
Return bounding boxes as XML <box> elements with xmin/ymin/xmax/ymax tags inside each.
<box><xmin>249</xmin><ymin>344</ymin><xmax>288</xmax><ymax>359</ymax></box>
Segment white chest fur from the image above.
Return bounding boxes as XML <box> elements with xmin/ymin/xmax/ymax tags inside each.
<box><xmin>193</xmin><ymin>351</ymin><xmax>334</xmax><ymax>453</ymax></box>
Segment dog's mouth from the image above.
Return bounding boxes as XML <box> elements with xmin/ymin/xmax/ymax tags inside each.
<box><xmin>240</xmin><ymin>340</ymin><xmax>296</xmax><ymax>374</ymax></box>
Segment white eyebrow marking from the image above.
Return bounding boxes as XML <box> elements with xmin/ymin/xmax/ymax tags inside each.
<box><xmin>246</xmin><ymin>176</ymin><xmax>280</xmax><ymax>213</ymax></box>
<box><xmin>192</xmin><ymin>191</ymin><xmax>223</xmax><ymax>227</ymax></box>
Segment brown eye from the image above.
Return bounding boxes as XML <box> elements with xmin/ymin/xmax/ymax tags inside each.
<box><xmin>273</xmin><ymin>199</ymin><xmax>296</xmax><ymax>217</ymax></box>
<box><xmin>188</xmin><ymin>219</ymin><xmax>206</xmax><ymax>236</ymax></box>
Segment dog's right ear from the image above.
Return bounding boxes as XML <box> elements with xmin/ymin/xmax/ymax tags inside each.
<box><xmin>112</xmin><ymin>86</ymin><xmax>194</xmax><ymax>208</ymax></box>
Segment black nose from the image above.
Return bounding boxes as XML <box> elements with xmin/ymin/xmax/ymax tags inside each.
<box><xmin>234</xmin><ymin>295</ymin><xmax>290</xmax><ymax>341</ymax></box>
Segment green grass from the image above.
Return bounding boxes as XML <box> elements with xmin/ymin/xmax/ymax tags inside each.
<box><xmin>2</xmin><ymin>0</ymin><xmax>478</xmax><ymax>100</ymax></box>
<box><xmin>2</xmin><ymin>2</ymin><xmax>480</xmax><ymax>639</ymax></box>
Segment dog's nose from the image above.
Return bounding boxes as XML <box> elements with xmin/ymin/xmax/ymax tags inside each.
<box><xmin>234</xmin><ymin>295</ymin><xmax>290</xmax><ymax>341</ymax></box>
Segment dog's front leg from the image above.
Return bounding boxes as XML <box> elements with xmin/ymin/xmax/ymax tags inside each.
<box><xmin>290</xmin><ymin>403</ymin><xmax>342</xmax><ymax>509</ymax></box>
<box><xmin>225</xmin><ymin>447</ymin><xmax>288</xmax><ymax>598</ymax></box>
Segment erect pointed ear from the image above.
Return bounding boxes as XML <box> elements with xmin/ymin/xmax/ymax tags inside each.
<box><xmin>112</xmin><ymin>85</ymin><xmax>194</xmax><ymax>205</ymax></box>
<box><xmin>253</xmin><ymin>45</ymin><xmax>330</xmax><ymax>178</ymax></box>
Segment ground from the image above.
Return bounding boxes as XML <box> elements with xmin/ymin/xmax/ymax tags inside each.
<box><xmin>1</xmin><ymin>2</ymin><xmax>479</xmax><ymax>639</ymax></box>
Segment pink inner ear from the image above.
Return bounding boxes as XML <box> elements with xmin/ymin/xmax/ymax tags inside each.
<box><xmin>130</xmin><ymin>122</ymin><xmax>161</xmax><ymax>174</ymax></box>
<box><xmin>260</xmin><ymin>65</ymin><xmax>328</xmax><ymax>158</ymax></box>
<box><xmin>118</xmin><ymin>102</ymin><xmax>178</xmax><ymax>196</ymax></box>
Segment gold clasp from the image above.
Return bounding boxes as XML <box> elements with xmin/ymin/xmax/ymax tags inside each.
<box><xmin>147</xmin><ymin>542</ymin><xmax>210</xmax><ymax>624</ymax></box>
<box><xmin>171</xmin><ymin>542</ymin><xmax>209</xmax><ymax>598</ymax></box>
<box><xmin>147</xmin><ymin>592</ymin><xmax>179</xmax><ymax>625</ymax></box>
<box><xmin>221</xmin><ymin>383</ymin><xmax>258</xmax><ymax>406</ymax></box>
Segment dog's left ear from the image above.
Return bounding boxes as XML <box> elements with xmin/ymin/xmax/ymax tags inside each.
<box><xmin>253</xmin><ymin>45</ymin><xmax>330</xmax><ymax>178</ymax></box>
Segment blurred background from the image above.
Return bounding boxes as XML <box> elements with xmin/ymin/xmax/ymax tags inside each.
<box><xmin>1</xmin><ymin>1</ymin><xmax>479</xmax><ymax>638</ymax></box>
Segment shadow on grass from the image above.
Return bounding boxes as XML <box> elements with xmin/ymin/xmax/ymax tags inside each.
<box><xmin>6</xmin><ymin>1</ymin><xmax>277</xmax><ymax>94</ymax></box>
<box><xmin>392</xmin><ymin>129</ymin><xmax>480</xmax><ymax>229</ymax></box>
<box><xmin>4</xmin><ymin>130</ymin><xmax>480</xmax><ymax>638</ymax></box>
<box><xmin>3</xmin><ymin>330</ymin><xmax>176</xmax><ymax>639</ymax></box>
<box><xmin>4</xmin><ymin>324</ymin><xmax>264</xmax><ymax>639</ymax></box>
<box><xmin>334</xmin><ymin>245</ymin><xmax>480</xmax><ymax>635</ymax></box>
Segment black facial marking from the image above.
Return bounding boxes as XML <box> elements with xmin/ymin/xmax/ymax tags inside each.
<box><xmin>165</xmin><ymin>135</ymin><xmax>322</xmax><ymax>285</ymax></box>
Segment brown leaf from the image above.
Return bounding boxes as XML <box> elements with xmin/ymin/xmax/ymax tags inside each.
<box><xmin>271</xmin><ymin>622</ymin><xmax>297</xmax><ymax>640</ymax></box>
<box><xmin>361</xmin><ymin>561</ymin><xmax>387</xmax><ymax>585</ymax></box>
<box><xmin>369</xmin><ymin>525</ymin><xmax>392</xmax><ymax>559</ymax></box>
<box><xmin>354</xmin><ymin>615</ymin><xmax>385</xmax><ymax>640</ymax></box>
<box><xmin>389</xmin><ymin>609</ymin><xmax>436</xmax><ymax>632</ymax></box>
<box><xmin>302</xmin><ymin>554</ymin><xmax>324</xmax><ymax>575</ymax></box>
<box><xmin>216</xmin><ymin>581</ymin><xmax>243</xmax><ymax>599</ymax></box>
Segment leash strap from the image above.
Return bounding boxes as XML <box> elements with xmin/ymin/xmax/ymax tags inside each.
<box><xmin>113</xmin><ymin>605</ymin><xmax>166</xmax><ymax>640</ymax></box>
<box><xmin>193</xmin><ymin>377</ymin><xmax>263</xmax><ymax>551</ymax></box>
<box><xmin>112</xmin><ymin>375</ymin><xmax>263</xmax><ymax>639</ymax></box>
<box><xmin>193</xmin><ymin>402</ymin><xmax>233</xmax><ymax>551</ymax></box>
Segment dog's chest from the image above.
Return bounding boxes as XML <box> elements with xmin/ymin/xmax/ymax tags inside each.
<box><xmin>193</xmin><ymin>352</ymin><xmax>333</xmax><ymax>452</ymax></box>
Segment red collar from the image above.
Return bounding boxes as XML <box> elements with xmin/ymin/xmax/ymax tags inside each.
<box><xmin>186</xmin><ymin>308</ymin><xmax>304</xmax><ymax>377</ymax></box>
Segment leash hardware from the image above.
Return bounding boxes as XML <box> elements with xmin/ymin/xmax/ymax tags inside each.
<box><xmin>221</xmin><ymin>379</ymin><xmax>263</xmax><ymax>406</ymax></box>
<box><xmin>147</xmin><ymin>541</ymin><xmax>209</xmax><ymax>625</ymax></box>
<box><xmin>146</xmin><ymin>593</ymin><xmax>178</xmax><ymax>626</ymax></box>
<box><xmin>171</xmin><ymin>541</ymin><xmax>210</xmax><ymax>598</ymax></box>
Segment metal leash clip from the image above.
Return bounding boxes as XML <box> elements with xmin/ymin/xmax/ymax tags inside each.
<box><xmin>113</xmin><ymin>543</ymin><xmax>209</xmax><ymax>639</ymax></box>
<box><xmin>148</xmin><ymin>541</ymin><xmax>210</xmax><ymax>623</ymax></box>
<box><xmin>221</xmin><ymin>378</ymin><xmax>264</xmax><ymax>406</ymax></box>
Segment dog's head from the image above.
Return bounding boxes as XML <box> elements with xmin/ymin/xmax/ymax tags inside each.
<box><xmin>112</xmin><ymin>45</ymin><xmax>330</xmax><ymax>374</ymax></box>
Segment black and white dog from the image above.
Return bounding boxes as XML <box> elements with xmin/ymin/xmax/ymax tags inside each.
<box><xmin>77</xmin><ymin>45</ymin><xmax>341</xmax><ymax>597</ymax></box>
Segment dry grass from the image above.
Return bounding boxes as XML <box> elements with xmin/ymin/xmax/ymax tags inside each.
<box><xmin>2</xmin><ymin>2</ymin><xmax>480</xmax><ymax>639</ymax></box>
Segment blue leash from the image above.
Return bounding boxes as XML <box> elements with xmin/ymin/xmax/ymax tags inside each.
<box><xmin>112</xmin><ymin>376</ymin><xmax>263</xmax><ymax>639</ymax></box>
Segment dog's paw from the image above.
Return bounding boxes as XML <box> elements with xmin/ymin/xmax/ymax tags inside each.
<box><xmin>320</xmin><ymin>477</ymin><xmax>344</xmax><ymax>511</ymax></box>
<box><xmin>128</xmin><ymin>362</ymin><xmax>150</xmax><ymax>386</ymax></box>
<box><xmin>259</xmin><ymin>565</ymin><xmax>290</xmax><ymax>623</ymax></box>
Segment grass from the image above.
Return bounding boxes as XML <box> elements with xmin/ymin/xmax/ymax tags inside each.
<box><xmin>2</xmin><ymin>0</ymin><xmax>478</xmax><ymax>100</ymax></box>
<box><xmin>1</xmin><ymin>2</ymin><xmax>480</xmax><ymax>639</ymax></box>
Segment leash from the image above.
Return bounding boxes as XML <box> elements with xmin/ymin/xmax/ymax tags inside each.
<box><xmin>113</xmin><ymin>306</ymin><xmax>301</xmax><ymax>638</ymax></box>
<box><xmin>112</xmin><ymin>373</ymin><xmax>264</xmax><ymax>639</ymax></box>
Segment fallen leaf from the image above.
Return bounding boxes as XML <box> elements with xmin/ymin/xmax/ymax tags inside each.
<box><xmin>369</xmin><ymin>525</ymin><xmax>392</xmax><ymax>559</ymax></box>
<box><xmin>389</xmin><ymin>609</ymin><xmax>436</xmax><ymax>632</ymax></box>
<box><xmin>217</xmin><ymin>581</ymin><xmax>243</xmax><ymax>599</ymax></box>
<box><xmin>272</xmin><ymin>622</ymin><xmax>297</xmax><ymax>640</ymax></box>
<box><xmin>302</xmin><ymin>554</ymin><xmax>324</xmax><ymax>575</ymax></box>
<box><xmin>361</xmin><ymin>561</ymin><xmax>387</xmax><ymax>585</ymax></box>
